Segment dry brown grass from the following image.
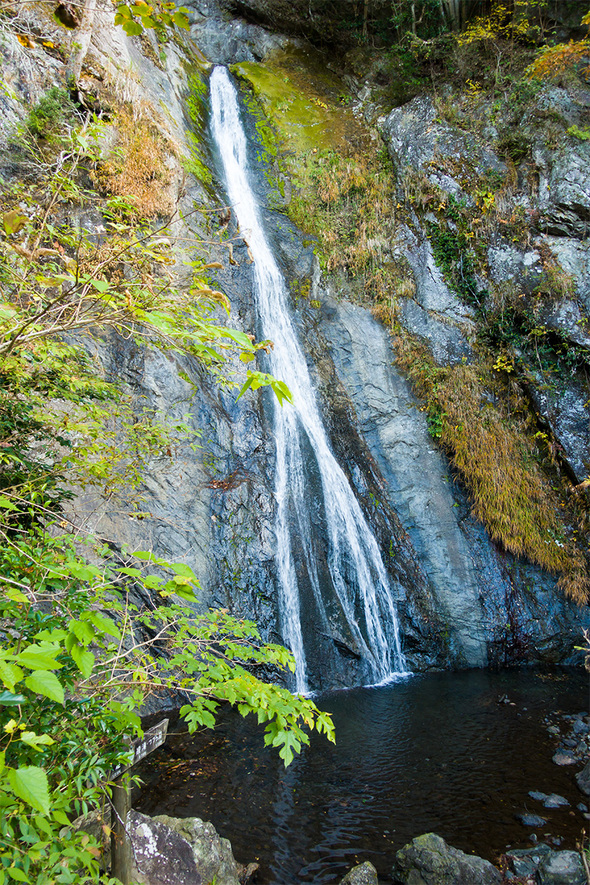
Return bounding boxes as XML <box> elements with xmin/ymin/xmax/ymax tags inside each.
<box><xmin>394</xmin><ymin>332</ymin><xmax>588</xmax><ymax>601</ymax></box>
<box><xmin>91</xmin><ymin>107</ymin><xmax>175</xmax><ymax>218</ymax></box>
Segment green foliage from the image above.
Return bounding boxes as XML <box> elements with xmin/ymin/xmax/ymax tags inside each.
<box><xmin>25</xmin><ymin>88</ymin><xmax>78</xmax><ymax>142</ymax></box>
<box><xmin>568</xmin><ymin>124</ymin><xmax>590</xmax><ymax>141</ymax></box>
<box><xmin>114</xmin><ymin>0</ymin><xmax>190</xmax><ymax>37</ymax></box>
<box><xmin>427</xmin><ymin>219</ymin><xmax>483</xmax><ymax>308</ymax></box>
<box><xmin>0</xmin><ymin>79</ymin><xmax>326</xmax><ymax>884</ymax></box>
<box><xmin>0</xmin><ymin>536</ymin><xmax>333</xmax><ymax>882</ymax></box>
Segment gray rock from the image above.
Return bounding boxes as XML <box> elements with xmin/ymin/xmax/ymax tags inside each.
<box><xmin>339</xmin><ymin>861</ymin><xmax>379</xmax><ymax>885</ymax></box>
<box><xmin>128</xmin><ymin>811</ymin><xmax>202</xmax><ymax>885</ymax></box>
<box><xmin>553</xmin><ymin>750</ymin><xmax>576</xmax><ymax>765</ymax></box>
<box><xmin>380</xmin><ymin>96</ymin><xmax>504</xmax><ymax>183</ymax></box>
<box><xmin>525</xmin><ymin>368</ymin><xmax>590</xmax><ymax>484</ymax></box>
<box><xmin>320</xmin><ymin>294</ymin><xmax>590</xmax><ymax>671</ymax></box>
<box><xmin>152</xmin><ymin>814</ymin><xmax>241</xmax><ymax>885</ymax></box>
<box><xmin>575</xmin><ymin>760</ymin><xmax>590</xmax><ymax>795</ymax></box>
<box><xmin>537</xmin><ymin>850</ymin><xmax>586</xmax><ymax>885</ymax></box>
<box><xmin>320</xmin><ymin>296</ymin><xmax>488</xmax><ymax>669</ymax></box>
<box><xmin>517</xmin><ymin>812</ymin><xmax>547</xmax><ymax>827</ymax></box>
<box><xmin>543</xmin><ymin>794</ymin><xmax>570</xmax><ymax>808</ymax></box>
<box><xmin>392</xmin><ymin>833</ymin><xmax>502</xmax><ymax>884</ymax></box>
<box><xmin>505</xmin><ymin>844</ymin><xmax>553</xmax><ymax>878</ymax></box>
<box><xmin>541</xmin><ymin>236</ymin><xmax>590</xmax><ymax>312</ymax></box>
<box><xmin>395</xmin><ymin>227</ymin><xmax>475</xmax><ymax>366</ymax></box>
<box><xmin>487</xmin><ymin>244</ymin><xmax>543</xmax><ymax>291</ymax></box>
<box><xmin>537</xmin><ymin>143</ymin><xmax>590</xmax><ymax>239</ymax></box>
<box><xmin>529</xmin><ymin>790</ymin><xmax>549</xmax><ymax>801</ymax></box>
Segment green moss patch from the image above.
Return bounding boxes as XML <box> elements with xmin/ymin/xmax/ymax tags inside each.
<box><xmin>232</xmin><ymin>49</ymin><xmax>359</xmax><ymax>156</ymax></box>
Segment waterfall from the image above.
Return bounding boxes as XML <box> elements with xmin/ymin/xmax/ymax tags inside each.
<box><xmin>209</xmin><ymin>66</ymin><xmax>408</xmax><ymax>693</ymax></box>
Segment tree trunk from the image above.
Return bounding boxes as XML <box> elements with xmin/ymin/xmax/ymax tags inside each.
<box><xmin>65</xmin><ymin>0</ymin><xmax>97</xmax><ymax>89</ymax></box>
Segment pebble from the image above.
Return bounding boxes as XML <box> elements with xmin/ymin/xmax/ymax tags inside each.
<box><xmin>529</xmin><ymin>790</ymin><xmax>548</xmax><ymax>802</ymax></box>
<box><xmin>517</xmin><ymin>813</ymin><xmax>547</xmax><ymax>827</ymax></box>
<box><xmin>552</xmin><ymin>750</ymin><xmax>576</xmax><ymax>765</ymax></box>
<box><xmin>542</xmin><ymin>794</ymin><xmax>569</xmax><ymax>808</ymax></box>
<box><xmin>577</xmin><ymin>803</ymin><xmax>588</xmax><ymax>813</ymax></box>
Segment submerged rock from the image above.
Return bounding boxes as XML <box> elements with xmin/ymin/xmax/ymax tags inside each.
<box><xmin>517</xmin><ymin>812</ymin><xmax>547</xmax><ymax>827</ymax></box>
<box><xmin>392</xmin><ymin>832</ymin><xmax>502</xmax><ymax>885</ymax></box>
<box><xmin>543</xmin><ymin>794</ymin><xmax>570</xmax><ymax>808</ymax></box>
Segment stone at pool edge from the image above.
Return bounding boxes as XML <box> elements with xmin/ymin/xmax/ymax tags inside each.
<box><xmin>504</xmin><ymin>845</ymin><xmax>587</xmax><ymax>885</ymax></box>
<box><xmin>517</xmin><ymin>812</ymin><xmax>547</xmax><ymax>826</ymax></box>
<box><xmin>391</xmin><ymin>833</ymin><xmax>502</xmax><ymax>884</ymax></box>
<box><xmin>537</xmin><ymin>850</ymin><xmax>587</xmax><ymax>885</ymax></box>
<box><xmin>575</xmin><ymin>758</ymin><xmax>590</xmax><ymax>795</ymax></box>
<box><xmin>553</xmin><ymin>750</ymin><xmax>576</xmax><ymax>766</ymax></box>
<box><xmin>339</xmin><ymin>861</ymin><xmax>379</xmax><ymax>885</ymax></box>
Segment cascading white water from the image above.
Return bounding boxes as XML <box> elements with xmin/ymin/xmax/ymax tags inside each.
<box><xmin>210</xmin><ymin>66</ymin><xmax>408</xmax><ymax>693</ymax></box>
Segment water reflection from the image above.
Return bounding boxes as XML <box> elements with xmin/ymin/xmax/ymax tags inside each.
<box><xmin>136</xmin><ymin>670</ymin><xmax>586</xmax><ymax>884</ymax></box>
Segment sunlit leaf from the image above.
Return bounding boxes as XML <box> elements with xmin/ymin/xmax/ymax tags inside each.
<box><xmin>7</xmin><ymin>766</ymin><xmax>50</xmax><ymax>815</ymax></box>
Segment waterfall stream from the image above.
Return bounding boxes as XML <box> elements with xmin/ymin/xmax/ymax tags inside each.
<box><xmin>209</xmin><ymin>66</ymin><xmax>408</xmax><ymax>693</ymax></box>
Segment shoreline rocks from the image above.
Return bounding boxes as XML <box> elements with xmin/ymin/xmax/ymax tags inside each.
<box><xmin>391</xmin><ymin>833</ymin><xmax>502</xmax><ymax>885</ymax></box>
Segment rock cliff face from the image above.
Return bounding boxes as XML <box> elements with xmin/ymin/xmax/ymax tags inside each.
<box><xmin>3</xmin><ymin>0</ymin><xmax>590</xmax><ymax>688</ymax></box>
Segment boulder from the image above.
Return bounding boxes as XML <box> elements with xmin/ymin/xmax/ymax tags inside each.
<box><xmin>152</xmin><ymin>814</ymin><xmax>241</xmax><ymax>885</ymax></box>
<box><xmin>536</xmin><ymin>143</ymin><xmax>590</xmax><ymax>239</ymax></box>
<box><xmin>126</xmin><ymin>811</ymin><xmax>241</xmax><ymax>885</ymax></box>
<box><xmin>339</xmin><ymin>861</ymin><xmax>379</xmax><ymax>885</ymax></box>
<box><xmin>537</xmin><ymin>850</ymin><xmax>586</xmax><ymax>885</ymax></box>
<box><xmin>504</xmin><ymin>844</ymin><xmax>554</xmax><ymax>878</ymax></box>
<box><xmin>392</xmin><ymin>833</ymin><xmax>502</xmax><ymax>885</ymax></box>
<box><xmin>128</xmin><ymin>811</ymin><xmax>202</xmax><ymax>885</ymax></box>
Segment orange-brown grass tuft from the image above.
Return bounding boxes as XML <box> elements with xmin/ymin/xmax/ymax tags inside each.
<box><xmin>92</xmin><ymin>107</ymin><xmax>174</xmax><ymax>218</ymax></box>
<box><xmin>394</xmin><ymin>332</ymin><xmax>588</xmax><ymax>602</ymax></box>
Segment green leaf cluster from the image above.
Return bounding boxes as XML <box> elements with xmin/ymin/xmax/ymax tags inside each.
<box><xmin>114</xmin><ymin>0</ymin><xmax>189</xmax><ymax>37</ymax></box>
<box><xmin>0</xmin><ymin>79</ymin><xmax>325</xmax><ymax>885</ymax></box>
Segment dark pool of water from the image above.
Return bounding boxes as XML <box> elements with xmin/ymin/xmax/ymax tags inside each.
<box><xmin>135</xmin><ymin>669</ymin><xmax>588</xmax><ymax>884</ymax></box>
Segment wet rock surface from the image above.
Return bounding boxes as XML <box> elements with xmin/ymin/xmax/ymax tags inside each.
<box><xmin>392</xmin><ymin>832</ymin><xmax>502</xmax><ymax>885</ymax></box>
<box><xmin>503</xmin><ymin>844</ymin><xmax>587</xmax><ymax>885</ymax></box>
<box><xmin>339</xmin><ymin>861</ymin><xmax>379</xmax><ymax>885</ymax></box>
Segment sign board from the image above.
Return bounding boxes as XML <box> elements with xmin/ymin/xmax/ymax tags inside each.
<box><xmin>110</xmin><ymin>718</ymin><xmax>169</xmax><ymax>780</ymax></box>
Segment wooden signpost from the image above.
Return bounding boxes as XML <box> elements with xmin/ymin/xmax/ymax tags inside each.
<box><xmin>111</xmin><ymin>718</ymin><xmax>169</xmax><ymax>885</ymax></box>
